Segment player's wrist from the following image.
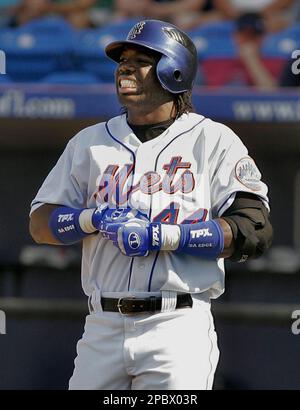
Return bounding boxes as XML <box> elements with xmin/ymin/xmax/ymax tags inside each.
<box><xmin>159</xmin><ymin>224</ymin><xmax>181</xmax><ymax>250</ymax></box>
<box><xmin>69</xmin><ymin>205</ymin><xmax>109</xmax><ymax>234</ymax></box>
<box><xmin>147</xmin><ymin>222</ymin><xmax>162</xmax><ymax>251</ymax></box>
<box><xmin>49</xmin><ymin>206</ymin><xmax>97</xmax><ymax>245</ymax></box>
<box><xmin>146</xmin><ymin>223</ymin><xmax>181</xmax><ymax>251</ymax></box>
<box><xmin>79</xmin><ymin>208</ymin><xmax>98</xmax><ymax>233</ymax></box>
<box><xmin>176</xmin><ymin>220</ymin><xmax>224</xmax><ymax>259</ymax></box>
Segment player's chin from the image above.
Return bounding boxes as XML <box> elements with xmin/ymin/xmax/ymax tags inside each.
<box><xmin>117</xmin><ymin>92</ymin><xmax>142</xmax><ymax>106</ymax></box>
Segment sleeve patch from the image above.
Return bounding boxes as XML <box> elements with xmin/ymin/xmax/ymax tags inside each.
<box><xmin>235</xmin><ymin>157</ymin><xmax>262</xmax><ymax>191</ymax></box>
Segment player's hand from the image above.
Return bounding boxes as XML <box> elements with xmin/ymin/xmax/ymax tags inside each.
<box><xmin>99</xmin><ymin>219</ymin><xmax>162</xmax><ymax>257</ymax></box>
<box><xmin>91</xmin><ymin>206</ymin><xmax>148</xmax><ymax>231</ymax></box>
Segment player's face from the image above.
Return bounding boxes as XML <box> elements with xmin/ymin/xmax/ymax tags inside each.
<box><xmin>115</xmin><ymin>46</ymin><xmax>172</xmax><ymax>111</ymax></box>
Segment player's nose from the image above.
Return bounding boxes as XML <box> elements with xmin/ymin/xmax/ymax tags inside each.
<box><xmin>118</xmin><ymin>61</ymin><xmax>136</xmax><ymax>75</ymax></box>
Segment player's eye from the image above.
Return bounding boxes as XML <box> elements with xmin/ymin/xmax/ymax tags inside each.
<box><xmin>137</xmin><ymin>59</ymin><xmax>152</xmax><ymax>67</ymax></box>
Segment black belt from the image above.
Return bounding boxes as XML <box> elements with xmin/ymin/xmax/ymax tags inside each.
<box><xmin>101</xmin><ymin>294</ymin><xmax>193</xmax><ymax>315</ymax></box>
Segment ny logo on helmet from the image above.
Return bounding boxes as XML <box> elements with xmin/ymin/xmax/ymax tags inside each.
<box><xmin>127</xmin><ymin>22</ymin><xmax>146</xmax><ymax>40</ymax></box>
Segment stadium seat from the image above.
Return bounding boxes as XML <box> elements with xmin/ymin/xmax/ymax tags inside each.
<box><xmin>19</xmin><ymin>16</ymin><xmax>74</xmax><ymax>36</ymax></box>
<box><xmin>286</xmin><ymin>23</ymin><xmax>300</xmax><ymax>42</ymax></box>
<box><xmin>0</xmin><ymin>74</ymin><xmax>10</xmax><ymax>83</ymax></box>
<box><xmin>72</xmin><ymin>19</ymin><xmax>140</xmax><ymax>82</ymax></box>
<box><xmin>188</xmin><ymin>20</ymin><xmax>235</xmax><ymax>40</ymax></box>
<box><xmin>0</xmin><ymin>28</ymin><xmax>74</xmax><ymax>81</ymax></box>
<box><xmin>188</xmin><ymin>21</ymin><xmax>236</xmax><ymax>60</ymax></box>
<box><xmin>258</xmin><ymin>26</ymin><xmax>300</xmax><ymax>86</ymax></box>
<box><xmin>261</xmin><ymin>26</ymin><xmax>300</xmax><ymax>58</ymax></box>
<box><xmin>188</xmin><ymin>22</ymin><xmax>237</xmax><ymax>87</ymax></box>
<box><xmin>40</xmin><ymin>71</ymin><xmax>101</xmax><ymax>84</ymax></box>
<box><xmin>193</xmin><ymin>23</ymin><xmax>299</xmax><ymax>87</ymax></box>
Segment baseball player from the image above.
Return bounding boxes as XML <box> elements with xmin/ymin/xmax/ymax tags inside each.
<box><xmin>29</xmin><ymin>19</ymin><xmax>273</xmax><ymax>390</ymax></box>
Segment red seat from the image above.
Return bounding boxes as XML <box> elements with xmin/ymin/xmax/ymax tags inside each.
<box><xmin>202</xmin><ymin>57</ymin><xmax>286</xmax><ymax>87</ymax></box>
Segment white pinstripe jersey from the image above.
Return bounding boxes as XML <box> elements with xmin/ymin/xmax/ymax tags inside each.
<box><xmin>31</xmin><ymin>113</ymin><xmax>269</xmax><ymax>299</ymax></box>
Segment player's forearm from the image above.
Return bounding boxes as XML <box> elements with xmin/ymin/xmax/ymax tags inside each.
<box><xmin>100</xmin><ymin>217</ymin><xmax>235</xmax><ymax>259</ymax></box>
<box><xmin>173</xmin><ymin>218</ymin><xmax>233</xmax><ymax>259</ymax></box>
<box><xmin>30</xmin><ymin>204</ymin><xmax>63</xmax><ymax>245</ymax></box>
<box><xmin>216</xmin><ymin>218</ymin><xmax>235</xmax><ymax>258</ymax></box>
<box><xmin>31</xmin><ymin>204</ymin><xmax>106</xmax><ymax>246</ymax></box>
<box><xmin>30</xmin><ymin>204</ymin><xmax>101</xmax><ymax>245</ymax></box>
<box><xmin>30</xmin><ymin>204</ymin><xmax>146</xmax><ymax>247</ymax></box>
<box><xmin>164</xmin><ymin>218</ymin><xmax>234</xmax><ymax>258</ymax></box>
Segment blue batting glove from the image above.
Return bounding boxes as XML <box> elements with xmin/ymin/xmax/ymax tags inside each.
<box><xmin>100</xmin><ymin>220</ymin><xmax>162</xmax><ymax>257</ymax></box>
<box><xmin>91</xmin><ymin>204</ymin><xmax>109</xmax><ymax>230</ymax></box>
<box><xmin>92</xmin><ymin>206</ymin><xmax>148</xmax><ymax>231</ymax></box>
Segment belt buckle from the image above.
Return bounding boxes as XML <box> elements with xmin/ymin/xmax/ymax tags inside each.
<box><xmin>117</xmin><ymin>296</ymin><xmax>135</xmax><ymax>315</ymax></box>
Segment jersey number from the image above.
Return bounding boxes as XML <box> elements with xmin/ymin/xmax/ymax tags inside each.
<box><xmin>153</xmin><ymin>202</ymin><xmax>208</xmax><ymax>224</ymax></box>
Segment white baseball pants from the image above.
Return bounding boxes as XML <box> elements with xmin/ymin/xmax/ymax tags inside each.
<box><xmin>69</xmin><ymin>292</ymin><xmax>219</xmax><ymax>390</ymax></box>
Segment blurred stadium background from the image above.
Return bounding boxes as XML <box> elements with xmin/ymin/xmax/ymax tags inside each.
<box><xmin>0</xmin><ymin>0</ymin><xmax>300</xmax><ymax>390</ymax></box>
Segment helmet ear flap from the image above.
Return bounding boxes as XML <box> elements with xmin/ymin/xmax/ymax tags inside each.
<box><xmin>156</xmin><ymin>55</ymin><xmax>187</xmax><ymax>94</ymax></box>
<box><xmin>174</xmin><ymin>70</ymin><xmax>183</xmax><ymax>82</ymax></box>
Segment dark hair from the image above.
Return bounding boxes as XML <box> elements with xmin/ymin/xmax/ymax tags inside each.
<box><xmin>120</xmin><ymin>91</ymin><xmax>194</xmax><ymax>118</ymax></box>
<box><xmin>173</xmin><ymin>91</ymin><xmax>194</xmax><ymax>118</ymax></box>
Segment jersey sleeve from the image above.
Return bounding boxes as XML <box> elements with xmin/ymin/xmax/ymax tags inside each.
<box><xmin>30</xmin><ymin>136</ymin><xmax>87</xmax><ymax>214</ymax></box>
<box><xmin>209</xmin><ymin>125</ymin><xmax>269</xmax><ymax>218</ymax></box>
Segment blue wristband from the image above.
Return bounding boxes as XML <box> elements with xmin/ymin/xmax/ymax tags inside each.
<box><xmin>177</xmin><ymin>220</ymin><xmax>224</xmax><ymax>259</ymax></box>
<box><xmin>49</xmin><ymin>206</ymin><xmax>91</xmax><ymax>245</ymax></box>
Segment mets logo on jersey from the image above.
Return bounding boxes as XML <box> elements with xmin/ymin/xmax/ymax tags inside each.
<box><xmin>235</xmin><ymin>157</ymin><xmax>262</xmax><ymax>191</ymax></box>
<box><xmin>94</xmin><ymin>156</ymin><xmax>208</xmax><ymax>225</ymax></box>
<box><xmin>94</xmin><ymin>156</ymin><xmax>195</xmax><ymax>205</ymax></box>
<box><xmin>127</xmin><ymin>21</ymin><xmax>146</xmax><ymax>39</ymax></box>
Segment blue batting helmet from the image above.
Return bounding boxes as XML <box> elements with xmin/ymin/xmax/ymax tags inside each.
<box><xmin>105</xmin><ymin>19</ymin><xmax>198</xmax><ymax>94</ymax></box>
